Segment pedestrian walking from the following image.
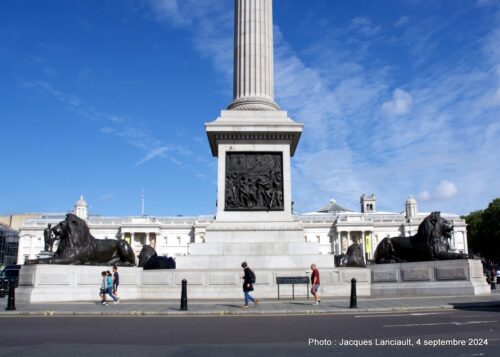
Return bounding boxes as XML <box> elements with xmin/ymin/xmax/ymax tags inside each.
<box><xmin>241</xmin><ymin>261</ymin><xmax>259</xmax><ymax>308</ymax></box>
<box><xmin>106</xmin><ymin>270</ymin><xmax>119</xmax><ymax>304</ymax></box>
<box><xmin>310</xmin><ymin>263</ymin><xmax>321</xmax><ymax>305</ymax></box>
<box><xmin>112</xmin><ymin>266</ymin><xmax>120</xmax><ymax>300</ymax></box>
<box><xmin>99</xmin><ymin>271</ymin><xmax>108</xmax><ymax>305</ymax></box>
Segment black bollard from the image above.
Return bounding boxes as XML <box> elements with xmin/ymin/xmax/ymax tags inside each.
<box><xmin>349</xmin><ymin>278</ymin><xmax>357</xmax><ymax>309</ymax></box>
<box><xmin>0</xmin><ymin>280</ymin><xmax>5</xmax><ymax>298</ymax></box>
<box><xmin>5</xmin><ymin>280</ymin><xmax>16</xmax><ymax>311</ymax></box>
<box><xmin>180</xmin><ymin>279</ymin><xmax>188</xmax><ymax>311</ymax></box>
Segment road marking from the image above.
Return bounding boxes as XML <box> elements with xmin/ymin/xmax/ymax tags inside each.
<box><xmin>355</xmin><ymin>312</ymin><xmax>451</xmax><ymax>318</ymax></box>
<box><xmin>383</xmin><ymin>320</ymin><xmax>497</xmax><ymax>327</ymax></box>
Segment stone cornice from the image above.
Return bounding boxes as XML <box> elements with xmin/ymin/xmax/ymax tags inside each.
<box><xmin>205</xmin><ymin>111</ymin><xmax>303</xmax><ymax>156</ymax></box>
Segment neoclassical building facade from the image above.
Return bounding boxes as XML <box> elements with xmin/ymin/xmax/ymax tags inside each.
<box><xmin>16</xmin><ymin>195</ymin><xmax>468</xmax><ymax>264</ymax></box>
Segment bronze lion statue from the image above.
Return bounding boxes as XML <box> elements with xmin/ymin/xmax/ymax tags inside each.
<box><xmin>335</xmin><ymin>242</ymin><xmax>366</xmax><ymax>267</ymax></box>
<box><xmin>374</xmin><ymin>212</ymin><xmax>470</xmax><ymax>264</ymax></box>
<box><xmin>138</xmin><ymin>245</ymin><xmax>176</xmax><ymax>270</ymax></box>
<box><xmin>27</xmin><ymin>213</ymin><xmax>135</xmax><ymax>266</ymax></box>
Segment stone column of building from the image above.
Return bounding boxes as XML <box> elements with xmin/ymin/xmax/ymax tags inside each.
<box><xmin>360</xmin><ymin>231</ymin><xmax>367</xmax><ymax>261</ymax></box>
<box><xmin>366</xmin><ymin>231</ymin><xmax>373</xmax><ymax>260</ymax></box>
<box><xmin>227</xmin><ymin>0</ymin><xmax>280</xmax><ymax>111</ymax></box>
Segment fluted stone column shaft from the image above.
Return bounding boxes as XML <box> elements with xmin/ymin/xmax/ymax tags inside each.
<box><xmin>228</xmin><ymin>0</ymin><xmax>280</xmax><ymax>111</ymax></box>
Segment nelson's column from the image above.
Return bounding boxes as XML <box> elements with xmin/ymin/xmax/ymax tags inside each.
<box><xmin>176</xmin><ymin>0</ymin><xmax>335</xmax><ymax>270</ymax></box>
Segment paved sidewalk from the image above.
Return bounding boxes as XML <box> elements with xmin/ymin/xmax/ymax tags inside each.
<box><xmin>1</xmin><ymin>290</ymin><xmax>499</xmax><ymax>316</ymax></box>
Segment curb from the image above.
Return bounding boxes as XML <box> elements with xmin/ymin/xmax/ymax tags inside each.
<box><xmin>0</xmin><ymin>304</ymin><xmax>464</xmax><ymax>317</ymax></box>
<box><xmin>0</xmin><ymin>300</ymin><xmax>498</xmax><ymax>317</ymax></box>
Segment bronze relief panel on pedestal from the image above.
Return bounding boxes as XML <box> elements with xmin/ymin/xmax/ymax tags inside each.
<box><xmin>225</xmin><ymin>152</ymin><xmax>284</xmax><ymax>211</ymax></box>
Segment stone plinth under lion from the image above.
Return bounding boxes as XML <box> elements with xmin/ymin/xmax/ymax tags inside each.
<box><xmin>26</xmin><ymin>213</ymin><xmax>135</xmax><ymax>266</ymax></box>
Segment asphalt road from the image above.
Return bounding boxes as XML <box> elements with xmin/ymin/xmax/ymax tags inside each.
<box><xmin>0</xmin><ymin>308</ymin><xmax>498</xmax><ymax>356</ymax></box>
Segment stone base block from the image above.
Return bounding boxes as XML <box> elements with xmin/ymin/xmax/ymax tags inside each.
<box><xmin>370</xmin><ymin>259</ymin><xmax>490</xmax><ymax>296</ymax></box>
<box><xmin>183</xmin><ymin>220</ymin><xmax>324</xmax><ymax>269</ymax></box>
<box><xmin>15</xmin><ymin>260</ymin><xmax>489</xmax><ymax>303</ymax></box>
<box><xmin>175</xmin><ymin>254</ymin><xmax>335</xmax><ymax>270</ymax></box>
<box><xmin>16</xmin><ymin>264</ymin><xmax>366</xmax><ymax>303</ymax></box>
<box><xmin>203</xmin><ymin>221</ymin><xmax>306</xmax><ymax>243</ymax></box>
<box><xmin>189</xmin><ymin>242</ymin><xmax>319</xmax><ymax>256</ymax></box>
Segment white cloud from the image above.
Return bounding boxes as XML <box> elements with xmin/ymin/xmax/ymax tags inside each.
<box><xmin>100</xmin><ymin>127</ymin><xmax>114</xmax><ymax>134</ymax></box>
<box><xmin>146</xmin><ymin>0</ymin><xmax>189</xmax><ymax>26</ymax></box>
<box><xmin>381</xmin><ymin>88</ymin><xmax>413</xmax><ymax>115</ymax></box>
<box><xmin>135</xmin><ymin>146</ymin><xmax>169</xmax><ymax>166</ymax></box>
<box><xmin>20</xmin><ymin>80</ymin><xmax>188</xmax><ymax>167</ymax></box>
<box><xmin>26</xmin><ymin>81</ymin><xmax>81</xmax><ymax>107</ymax></box>
<box><xmin>418</xmin><ymin>190</ymin><xmax>431</xmax><ymax>201</ymax></box>
<box><xmin>435</xmin><ymin>180</ymin><xmax>458</xmax><ymax>199</ymax></box>
<box><xmin>108</xmin><ymin>115</ymin><xmax>122</xmax><ymax>123</ymax></box>
<box><xmin>144</xmin><ymin>0</ymin><xmax>233</xmax><ymax>79</ymax></box>
<box><xmin>348</xmin><ymin>17</ymin><xmax>381</xmax><ymax>37</ymax></box>
<box><xmin>418</xmin><ymin>180</ymin><xmax>458</xmax><ymax>201</ymax></box>
<box><xmin>170</xmin><ymin>157</ymin><xmax>182</xmax><ymax>165</ymax></box>
<box><xmin>479</xmin><ymin>88</ymin><xmax>500</xmax><ymax>107</ymax></box>
<box><xmin>100</xmin><ymin>193</ymin><xmax>115</xmax><ymax>201</ymax></box>
<box><xmin>293</xmin><ymin>149</ymin><xmax>363</xmax><ymax>212</ymax></box>
<box><xmin>476</xmin><ymin>0</ymin><xmax>500</xmax><ymax>6</ymax></box>
<box><xmin>145</xmin><ymin>0</ymin><xmax>224</xmax><ymax>26</ymax></box>
<box><xmin>394</xmin><ymin>16</ymin><xmax>410</xmax><ymax>28</ymax></box>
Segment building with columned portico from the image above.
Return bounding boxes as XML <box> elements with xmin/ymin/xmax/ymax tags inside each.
<box><xmin>16</xmin><ymin>194</ymin><xmax>468</xmax><ymax>265</ymax></box>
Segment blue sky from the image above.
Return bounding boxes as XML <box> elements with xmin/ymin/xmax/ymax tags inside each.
<box><xmin>1</xmin><ymin>0</ymin><xmax>499</xmax><ymax>217</ymax></box>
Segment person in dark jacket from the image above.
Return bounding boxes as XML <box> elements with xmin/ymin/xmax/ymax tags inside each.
<box><xmin>112</xmin><ymin>266</ymin><xmax>120</xmax><ymax>300</ymax></box>
<box><xmin>241</xmin><ymin>261</ymin><xmax>259</xmax><ymax>308</ymax></box>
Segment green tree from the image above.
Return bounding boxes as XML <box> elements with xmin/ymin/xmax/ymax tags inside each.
<box><xmin>480</xmin><ymin>198</ymin><xmax>500</xmax><ymax>261</ymax></box>
<box><xmin>463</xmin><ymin>210</ymin><xmax>482</xmax><ymax>255</ymax></box>
<box><xmin>463</xmin><ymin>198</ymin><xmax>500</xmax><ymax>261</ymax></box>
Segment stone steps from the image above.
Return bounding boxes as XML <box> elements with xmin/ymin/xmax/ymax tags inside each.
<box><xmin>175</xmin><ymin>254</ymin><xmax>335</xmax><ymax>270</ymax></box>
<box><xmin>188</xmin><ymin>242</ymin><xmax>320</xmax><ymax>256</ymax></box>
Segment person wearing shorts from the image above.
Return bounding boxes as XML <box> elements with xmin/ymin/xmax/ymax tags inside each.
<box><xmin>99</xmin><ymin>271</ymin><xmax>108</xmax><ymax>305</ymax></box>
<box><xmin>310</xmin><ymin>263</ymin><xmax>321</xmax><ymax>305</ymax></box>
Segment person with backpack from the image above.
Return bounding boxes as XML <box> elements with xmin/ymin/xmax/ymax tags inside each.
<box><xmin>241</xmin><ymin>261</ymin><xmax>259</xmax><ymax>308</ymax></box>
<box><xmin>106</xmin><ymin>270</ymin><xmax>119</xmax><ymax>304</ymax></box>
<box><xmin>99</xmin><ymin>271</ymin><xmax>108</xmax><ymax>305</ymax></box>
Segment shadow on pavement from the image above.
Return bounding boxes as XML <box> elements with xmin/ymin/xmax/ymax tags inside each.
<box><xmin>217</xmin><ymin>304</ymin><xmax>242</xmax><ymax>309</ymax></box>
<box><xmin>450</xmin><ymin>301</ymin><xmax>500</xmax><ymax>312</ymax></box>
<box><xmin>289</xmin><ymin>302</ymin><xmax>314</xmax><ymax>306</ymax></box>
